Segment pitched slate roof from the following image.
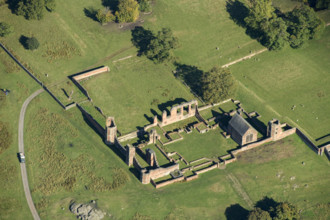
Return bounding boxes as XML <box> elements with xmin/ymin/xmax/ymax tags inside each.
<box><xmin>228</xmin><ymin>113</ymin><xmax>254</xmax><ymax>136</ymax></box>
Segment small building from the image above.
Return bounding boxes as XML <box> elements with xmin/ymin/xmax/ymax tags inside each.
<box><xmin>227</xmin><ymin>113</ymin><xmax>258</xmax><ymax>146</ymax></box>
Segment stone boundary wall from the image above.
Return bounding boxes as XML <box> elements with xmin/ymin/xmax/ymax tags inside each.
<box><xmin>152</xmin><ymin>176</ymin><xmax>185</xmax><ymax>188</ymax></box>
<box><xmin>72</xmin><ymin>66</ymin><xmax>110</xmax><ymax>81</ymax></box>
<box><xmin>133</xmin><ymin>157</ymin><xmax>143</xmax><ymax>172</ymax></box>
<box><xmin>324</xmin><ymin>145</ymin><xmax>330</xmax><ymax>160</ymax></box>
<box><xmin>65</xmin><ymin>102</ymin><xmax>77</xmax><ymax>110</ymax></box>
<box><xmin>155</xmin><ymin>144</ymin><xmax>172</xmax><ymax>161</ymax></box>
<box><xmin>185</xmin><ymin>174</ymin><xmax>199</xmax><ymax>182</ymax></box>
<box><xmin>43</xmin><ymin>86</ymin><xmax>67</xmax><ymax>109</ymax></box>
<box><xmin>197</xmin><ymin>99</ymin><xmax>232</xmax><ymax>112</ymax></box>
<box><xmin>141</xmin><ymin>163</ymin><xmax>179</xmax><ymax>184</ymax></box>
<box><xmin>190</xmin><ymin>157</ymin><xmax>210</xmax><ymax>164</ymax></box>
<box><xmin>296</xmin><ymin>128</ymin><xmax>323</xmax><ymax>155</ymax></box>
<box><xmin>71</xmin><ymin>79</ymin><xmax>91</xmax><ymax>100</ymax></box>
<box><xmin>193</xmin><ymin>161</ymin><xmax>213</xmax><ymax>170</ymax></box>
<box><xmin>194</xmin><ymin>163</ymin><xmax>218</xmax><ymax>175</ymax></box>
<box><xmin>77</xmin><ymin>104</ymin><xmax>105</xmax><ymax>136</ymax></box>
<box><xmin>118</xmin><ymin>130</ymin><xmax>139</xmax><ymax>142</ymax></box>
<box><xmin>114</xmin><ymin>138</ymin><xmax>127</xmax><ymax>156</ymax></box>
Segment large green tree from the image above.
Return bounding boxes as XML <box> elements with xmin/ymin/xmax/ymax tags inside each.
<box><xmin>115</xmin><ymin>0</ymin><xmax>140</xmax><ymax>23</ymax></box>
<box><xmin>144</xmin><ymin>28</ymin><xmax>179</xmax><ymax>63</ymax></box>
<box><xmin>248</xmin><ymin>208</ymin><xmax>272</xmax><ymax>220</ymax></box>
<box><xmin>201</xmin><ymin>67</ymin><xmax>236</xmax><ymax>103</ymax></box>
<box><xmin>260</xmin><ymin>17</ymin><xmax>289</xmax><ymax>50</ymax></box>
<box><xmin>287</xmin><ymin>5</ymin><xmax>324</xmax><ymax>48</ymax></box>
<box><xmin>273</xmin><ymin>202</ymin><xmax>300</xmax><ymax>220</ymax></box>
<box><xmin>15</xmin><ymin>0</ymin><xmax>45</xmax><ymax>20</ymax></box>
<box><xmin>245</xmin><ymin>0</ymin><xmax>275</xmax><ymax>30</ymax></box>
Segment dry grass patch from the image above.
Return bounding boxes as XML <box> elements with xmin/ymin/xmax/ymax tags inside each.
<box><xmin>236</xmin><ymin>140</ymin><xmax>295</xmax><ymax>164</ymax></box>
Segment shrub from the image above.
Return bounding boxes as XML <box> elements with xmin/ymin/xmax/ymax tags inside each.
<box><xmin>96</xmin><ymin>8</ymin><xmax>115</xmax><ymax>25</ymax></box>
<box><xmin>138</xmin><ymin>0</ymin><xmax>152</xmax><ymax>12</ymax></box>
<box><xmin>0</xmin><ymin>22</ymin><xmax>14</xmax><ymax>37</ymax></box>
<box><xmin>115</xmin><ymin>0</ymin><xmax>140</xmax><ymax>23</ymax></box>
<box><xmin>26</xmin><ymin>37</ymin><xmax>40</xmax><ymax>50</ymax></box>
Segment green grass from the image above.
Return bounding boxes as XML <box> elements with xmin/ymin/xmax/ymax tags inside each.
<box><xmin>82</xmin><ymin>57</ymin><xmax>196</xmax><ymax>134</ymax></box>
<box><xmin>231</xmin><ymin>28</ymin><xmax>330</xmax><ymax>145</ymax></box>
<box><xmin>227</xmin><ymin>135</ymin><xmax>330</xmax><ymax>219</ymax></box>
<box><xmin>166</xmin><ymin>129</ymin><xmax>238</xmax><ymax>162</ymax></box>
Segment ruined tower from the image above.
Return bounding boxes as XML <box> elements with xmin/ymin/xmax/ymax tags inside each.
<box><xmin>125</xmin><ymin>144</ymin><xmax>136</xmax><ymax>166</ymax></box>
<box><xmin>105</xmin><ymin>117</ymin><xmax>117</xmax><ymax>145</ymax></box>
<box><xmin>267</xmin><ymin>119</ymin><xmax>283</xmax><ymax>141</ymax></box>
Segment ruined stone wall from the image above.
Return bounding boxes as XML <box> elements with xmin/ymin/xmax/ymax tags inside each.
<box><xmin>77</xmin><ymin>104</ymin><xmax>105</xmax><ymax>137</ymax></box>
<box><xmin>133</xmin><ymin>157</ymin><xmax>143</xmax><ymax>172</ymax></box>
<box><xmin>160</xmin><ymin>100</ymin><xmax>198</xmax><ymax>126</ymax></box>
<box><xmin>296</xmin><ymin>129</ymin><xmax>323</xmax><ymax>155</ymax></box>
<box><xmin>72</xmin><ymin>66</ymin><xmax>110</xmax><ymax>81</ymax></box>
<box><xmin>194</xmin><ymin>163</ymin><xmax>218</xmax><ymax>175</ymax></box>
<box><xmin>152</xmin><ymin>176</ymin><xmax>185</xmax><ymax>188</ymax></box>
<box><xmin>140</xmin><ymin>163</ymin><xmax>179</xmax><ymax>184</ymax></box>
<box><xmin>114</xmin><ymin>138</ymin><xmax>127</xmax><ymax>156</ymax></box>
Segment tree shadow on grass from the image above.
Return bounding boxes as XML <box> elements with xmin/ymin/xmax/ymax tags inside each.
<box><xmin>255</xmin><ymin>196</ymin><xmax>279</xmax><ymax>217</ymax></box>
<box><xmin>102</xmin><ymin>0</ymin><xmax>119</xmax><ymax>11</ymax></box>
<box><xmin>84</xmin><ymin>7</ymin><xmax>98</xmax><ymax>22</ymax></box>
<box><xmin>157</xmin><ymin>98</ymin><xmax>187</xmax><ymax>113</ymax></box>
<box><xmin>226</xmin><ymin>0</ymin><xmax>249</xmax><ymax>27</ymax></box>
<box><xmin>173</xmin><ymin>62</ymin><xmax>204</xmax><ymax>98</ymax></box>
<box><xmin>131</xmin><ymin>26</ymin><xmax>155</xmax><ymax>56</ymax></box>
<box><xmin>225</xmin><ymin>203</ymin><xmax>249</xmax><ymax>220</ymax></box>
<box><xmin>19</xmin><ymin>35</ymin><xmax>29</xmax><ymax>49</ymax></box>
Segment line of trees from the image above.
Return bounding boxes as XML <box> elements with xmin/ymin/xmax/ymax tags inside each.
<box><xmin>229</xmin><ymin>0</ymin><xmax>325</xmax><ymax>50</ymax></box>
<box><xmin>94</xmin><ymin>0</ymin><xmax>152</xmax><ymax>25</ymax></box>
<box><xmin>9</xmin><ymin>0</ymin><xmax>56</xmax><ymax>20</ymax></box>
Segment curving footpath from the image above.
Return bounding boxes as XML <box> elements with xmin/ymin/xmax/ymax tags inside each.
<box><xmin>19</xmin><ymin>89</ymin><xmax>44</xmax><ymax>220</ymax></box>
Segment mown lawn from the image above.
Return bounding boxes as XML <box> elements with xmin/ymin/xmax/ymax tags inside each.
<box><xmin>82</xmin><ymin>56</ymin><xmax>195</xmax><ymax>134</ymax></box>
<box><xmin>228</xmin><ymin>135</ymin><xmax>330</xmax><ymax>219</ymax></box>
<box><xmin>166</xmin><ymin>129</ymin><xmax>238</xmax><ymax>162</ymax></box>
<box><xmin>231</xmin><ymin>28</ymin><xmax>330</xmax><ymax>145</ymax></box>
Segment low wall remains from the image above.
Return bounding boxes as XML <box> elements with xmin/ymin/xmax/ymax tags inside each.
<box><xmin>296</xmin><ymin>128</ymin><xmax>323</xmax><ymax>155</ymax></box>
<box><xmin>114</xmin><ymin>138</ymin><xmax>127</xmax><ymax>156</ymax></box>
<box><xmin>152</xmin><ymin>176</ymin><xmax>185</xmax><ymax>188</ymax></box>
<box><xmin>194</xmin><ymin>163</ymin><xmax>218</xmax><ymax>175</ymax></box>
<box><xmin>141</xmin><ymin>163</ymin><xmax>179</xmax><ymax>184</ymax></box>
<box><xmin>118</xmin><ymin>130</ymin><xmax>139</xmax><ymax>142</ymax></box>
<box><xmin>72</xmin><ymin>66</ymin><xmax>110</xmax><ymax>81</ymax></box>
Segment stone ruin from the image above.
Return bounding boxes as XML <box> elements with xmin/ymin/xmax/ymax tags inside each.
<box><xmin>70</xmin><ymin>202</ymin><xmax>106</xmax><ymax>220</ymax></box>
<box><xmin>105</xmin><ymin>117</ymin><xmax>117</xmax><ymax>145</ymax></box>
<box><xmin>159</xmin><ymin>100</ymin><xmax>198</xmax><ymax>126</ymax></box>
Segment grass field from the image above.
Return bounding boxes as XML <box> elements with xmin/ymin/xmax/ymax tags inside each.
<box><xmin>0</xmin><ymin>0</ymin><xmax>329</xmax><ymax>219</ymax></box>
<box><xmin>82</xmin><ymin>56</ymin><xmax>195</xmax><ymax>134</ymax></box>
<box><xmin>230</xmin><ymin>27</ymin><xmax>330</xmax><ymax>145</ymax></box>
<box><xmin>166</xmin><ymin>129</ymin><xmax>238</xmax><ymax>162</ymax></box>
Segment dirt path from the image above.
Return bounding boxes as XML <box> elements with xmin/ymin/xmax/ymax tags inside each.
<box><xmin>19</xmin><ymin>89</ymin><xmax>44</xmax><ymax>220</ymax></box>
<box><xmin>226</xmin><ymin>172</ymin><xmax>254</xmax><ymax>209</ymax></box>
<box><xmin>222</xmin><ymin>48</ymin><xmax>268</xmax><ymax>68</ymax></box>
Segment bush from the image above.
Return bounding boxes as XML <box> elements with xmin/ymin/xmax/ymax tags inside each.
<box><xmin>45</xmin><ymin>0</ymin><xmax>56</xmax><ymax>12</ymax></box>
<box><xmin>26</xmin><ymin>37</ymin><xmax>40</xmax><ymax>50</ymax></box>
<box><xmin>0</xmin><ymin>22</ymin><xmax>14</xmax><ymax>37</ymax></box>
<box><xmin>115</xmin><ymin>0</ymin><xmax>140</xmax><ymax>23</ymax></box>
<box><xmin>138</xmin><ymin>0</ymin><xmax>152</xmax><ymax>12</ymax></box>
<box><xmin>96</xmin><ymin>8</ymin><xmax>115</xmax><ymax>25</ymax></box>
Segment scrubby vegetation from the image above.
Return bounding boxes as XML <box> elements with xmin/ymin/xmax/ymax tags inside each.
<box><xmin>0</xmin><ymin>121</ymin><xmax>12</xmax><ymax>155</ymax></box>
<box><xmin>0</xmin><ymin>22</ymin><xmax>13</xmax><ymax>37</ymax></box>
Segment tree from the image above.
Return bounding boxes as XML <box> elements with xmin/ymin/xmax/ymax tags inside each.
<box><xmin>260</xmin><ymin>17</ymin><xmax>289</xmax><ymax>50</ymax></box>
<box><xmin>96</xmin><ymin>8</ymin><xmax>115</xmax><ymax>25</ymax></box>
<box><xmin>45</xmin><ymin>0</ymin><xmax>56</xmax><ymax>12</ymax></box>
<box><xmin>248</xmin><ymin>208</ymin><xmax>272</xmax><ymax>220</ymax></box>
<box><xmin>115</xmin><ymin>0</ymin><xmax>139</xmax><ymax>23</ymax></box>
<box><xmin>15</xmin><ymin>0</ymin><xmax>45</xmax><ymax>20</ymax></box>
<box><xmin>25</xmin><ymin>37</ymin><xmax>40</xmax><ymax>50</ymax></box>
<box><xmin>201</xmin><ymin>67</ymin><xmax>236</xmax><ymax>103</ymax></box>
<box><xmin>144</xmin><ymin>28</ymin><xmax>179</xmax><ymax>63</ymax></box>
<box><xmin>286</xmin><ymin>5</ymin><xmax>324</xmax><ymax>48</ymax></box>
<box><xmin>138</xmin><ymin>0</ymin><xmax>152</xmax><ymax>12</ymax></box>
<box><xmin>0</xmin><ymin>22</ymin><xmax>14</xmax><ymax>37</ymax></box>
<box><xmin>273</xmin><ymin>202</ymin><xmax>300</xmax><ymax>220</ymax></box>
<box><xmin>245</xmin><ymin>0</ymin><xmax>275</xmax><ymax>30</ymax></box>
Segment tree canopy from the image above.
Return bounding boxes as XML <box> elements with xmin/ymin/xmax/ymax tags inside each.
<box><xmin>201</xmin><ymin>67</ymin><xmax>236</xmax><ymax>103</ymax></box>
<box><xmin>248</xmin><ymin>208</ymin><xmax>272</xmax><ymax>220</ymax></box>
<box><xmin>115</xmin><ymin>0</ymin><xmax>140</xmax><ymax>23</ymax></box>
<box><xmin>25</xmin><ymin>36</ymin><xmax>40</xmax><ymax>50</ymax></box>
<box><xmin>273</xmin><ymin>202</ymin><xmax>300</xmax><ymax>220</ymax></box>
<box><xmin>144</xmin><ymin>28</ymin><xmax>179</xmax><ymax>63</ymax></box>
<box><xmin>287</xmin><ymin>5</ymin><xmax>324</xmax><ymax>48</ymax></box>
<box><xmin>245</xmin><ymin>0</ymin><xmax>275</xmax><ymax>30</ymax></box>
<box><xmin>13</xmin><ymin>0</ymin><xmax>56</xmax><ymax>20</ymax></box>
<box><xmin>96</xmin><ymin>8</ymin><xmax>115</xmax><ymax>25</ymax></box>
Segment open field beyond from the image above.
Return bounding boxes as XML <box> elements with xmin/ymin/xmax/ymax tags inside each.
<box><xmin>231</xmin><ymin>28</ymin><xmax>330</xmax><ymax>145</ymax></box>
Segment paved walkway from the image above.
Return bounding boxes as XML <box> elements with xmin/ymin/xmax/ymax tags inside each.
<box><xmin>222</xmin><ymin>48</ymin><xmax>268</xmax><ymax>68</ymax></box>
<box><xmin>19</xmin><ymin>89</ymin><xmax>44</xmax><ymax>220</ymax></box>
